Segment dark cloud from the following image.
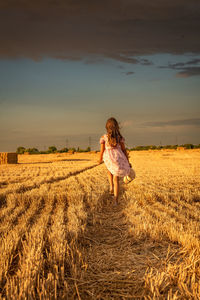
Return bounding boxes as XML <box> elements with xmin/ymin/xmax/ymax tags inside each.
<box><xmin>176</xmin><ymin>67</ymin><xmax>200</xmax><ymax>78</ymax></box>
<box><xmin>0</xmin><ymin>0</ymin><xmax>200</xmax><ymax>64</ymax></box>
<box><xmin>142</xmin><ymin>118</ymin><xmax>200</xmax><ymax>127</ymax></box>
<box><xmin>140</xmin><ymin>59</ymin><xmax>153</xmax><ymax>66</ymax></box>
<box><xmin>104</xmin><ymin>53</ymin><xmax>140</xmax><ymax>64</ymax></box>
<box><xmin>159</xmin><ymin>58</ymin><xmax>200</xmax><ymax>77</ymax></box>
<box><xmin>122</xmin><ymin>71</ymin><xmax>135</xmax><ymax>75</ymax></box>
<box><xmin>185</xmin><ymin>59</ymin><xmax>200</xmax><ymax>65</ymax></box>
<box><xmin>163</xmin><ymin>58</ymin><xmax>200</xmax><ymax>70</ymax></box>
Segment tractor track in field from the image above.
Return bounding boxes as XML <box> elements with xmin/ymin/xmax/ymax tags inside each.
<box><xmin>0</xmin><ymin>163</ymin><xmax>99</xmax><ymax>201</ymax></box>
<box><xmin>0</xmin><ymin>196</ymin><xmax>48</xmax><ymax>296</ymax></box>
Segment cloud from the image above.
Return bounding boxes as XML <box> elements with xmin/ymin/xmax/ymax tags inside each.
<box><xmin>104</xmin><ymin>54</ymin><xmax>140</xmax><ymax>64</ymax></box>
<box><xmin>122</xmin><ymin>71</ymin><xmax>135</xmax><ymax>75</ymax></box>
<box><xmin>169</xmin><ymin>59</ymin><xmax>200</xmax><ymax>69</ymax></box>
<box><xmin>0</xmin><ymin>0</ymin><xmax>200</xmax><ymax>64</ymax></box>
<box><xmin>84</xmin><ymin>56</ymin><xmax>107</xmax><ymax>64</ymax></box>
<box><xmin>139</xmin><ymin>59</ymin><xmax>153</xmax><ymax>66</ymax></box>
<box><xmin>141</xmin><ymin>118</ymin><xmax>200</xmax><ymax>127</ymax></box>
<box><xmin>185</xmin><ymin>59</ymin><xmax>200</xmax><ymax>65</ymax></box>
<box><xmin>175</xmin><ymin>67</ymin><xmax>200</xmax><ymax>77</ymax></box>
<box><xmin>159</xmin><ymin>58</ymin><xmax>200</xmax><ymax>77</ymax></box>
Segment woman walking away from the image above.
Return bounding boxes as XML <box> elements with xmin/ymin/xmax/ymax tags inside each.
<box><xmin>98</xmin><ymin>117</ymin><xmax>131</xmax><ymax>205</ymax></box>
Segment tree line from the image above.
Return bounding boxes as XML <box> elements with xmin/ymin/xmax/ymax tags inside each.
<box><xmin>130</xmin><ymin>144</ymin><xmax>200</xmax><ymax>151</ymax></box>
<box><xmin>16</xmin><ymin>146</ymin><xmax>91</xmax><ymax>154</ymax></box>
<box><xmin>16</xmin><ymin>143</ymin><xmax>200</xmax><ymax>154</ymax></box>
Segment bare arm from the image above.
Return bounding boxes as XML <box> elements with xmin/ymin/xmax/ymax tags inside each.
<box><xmin>99</xmin><ymin>143</ymin><xmax>105</xmax><ymax>164</ymax></box>
<box><xmin>120</xmin><ymin>141</ymin><xmax>131</xmax><ymax>166</ymax></box>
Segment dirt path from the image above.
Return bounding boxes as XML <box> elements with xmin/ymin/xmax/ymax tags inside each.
<box><xmin>82</xmin><ymin>202</ymin><xmax>144</xmax><ymax>298</ymax></box>
<box><xmin>74</xmin><ymin>194</ymin><xmax>145</xmax><ymax>299</ymax></box>
<box><xmin>71</xmin><ymin>186</ymin><xmax>181</xmax><ymax>299</ymax></box>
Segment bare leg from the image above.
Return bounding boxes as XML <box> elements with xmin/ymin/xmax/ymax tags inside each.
<box><xmin>107</xmin><ymin>170</ymin><xmax>114</xmax><ymax>193</ymax></box>
<box><xmin>113</xmin><ymin>175</ymin><xmax>119</xmax><ymax>203</ymax></box>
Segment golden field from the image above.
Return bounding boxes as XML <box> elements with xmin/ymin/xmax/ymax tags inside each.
<box><xmin>0</xmin><ymin>150</ymin><xmax>200</xmax><ymax>299</ymax></box>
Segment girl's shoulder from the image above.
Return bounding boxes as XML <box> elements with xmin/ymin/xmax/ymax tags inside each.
<box><xmin>99</xmin><ymin>133</ymin><xmax>108</xmax><ymax>144</ymax></box>
<box><xmin>102</xmin><ymin>133</ymin><xmax>108</xmax><ymax>139</ymax></box>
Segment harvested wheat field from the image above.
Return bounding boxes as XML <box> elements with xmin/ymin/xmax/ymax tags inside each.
<box><xmin>0</xmin><ymin>150</ymin><xmax>200</xmax><ymax>299</ymax></box>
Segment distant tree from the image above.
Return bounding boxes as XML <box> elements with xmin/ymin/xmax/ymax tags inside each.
<box><xmin>76</xmin><ymin>147</ymin><xmax>85</xmax><ymax>152</ymax></box>
<box><xmin>48</xmin><ymin>146</ymin><xmax>57</xmax><ymax>153</ymax></box>
<box><xmin>16</xmin><ymin>146</ymin><xmax>26</xmax><ymax>154</ymax></box>
<box><xmin>39</xmin><ymin>150</ymin><xmax>48</xmax><ymax>154</ymax></box>
<box><xmin>157</xmin><ymin>146</ymin><xmax>163</xmax><ymax>150</ymax></box>
<box><xmin>150</xmin><ymin>145</ymin><xmax>157</xmax><ymax>150</ymax></box>
<box><xmin>194</xmin><ymin>144</ymin><xmax>200</xmax><ymax>149</ymax></box>
<box><xmin>134</xmin><ymin>145</ymin><xmax>150</xmax><ymax>151</ymax></box>
<box><xmin>25</xmin><ymin>148</ymin><xmax>39</xmax><ymax>154</ymax></box>
<box><xmin>182</xmin><ymin>144</ymin><xmax>194</xmax><ymax>149</ymax></box>
<box><xmin>59</xmin><ymin>147</ymin><xmax>68</xmax><ymax>153</ymax></box>
<box><xmin>163</xmin><ymin>145</ymin><xmax>174</xmax><ymax>149</ymax></box>
<box><xmin>31</xmin><ymin>148</ymin><xmax>39</xmax><ymax>154</ymax></box>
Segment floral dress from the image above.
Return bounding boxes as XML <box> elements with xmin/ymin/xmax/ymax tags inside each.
<box><xmin>100</xmin><ymin>134</ymin><xmax>131</xmax><ymax>177</ymax></box>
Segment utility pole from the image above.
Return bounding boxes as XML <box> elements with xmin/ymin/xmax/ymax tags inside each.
<box><xmin>66</xmin><ymin>138</ymin><xmax>69</xmax><ymax>149</ymax></box>
<box><xmin>89</xmin><ymin>136</ymin><xmax>91</xmax><ymax>150</ymax></box>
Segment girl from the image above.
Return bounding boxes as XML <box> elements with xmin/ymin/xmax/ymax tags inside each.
<box><xmin>99</xmin><ymin>117</ymin><xmax>131</xmax><ymax>205</ymax></box>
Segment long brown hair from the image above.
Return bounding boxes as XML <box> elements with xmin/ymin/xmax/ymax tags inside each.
<box><xmin>106</xmin><ymin>117</ymin><xmax>122</xmax><ymax>147</ymax></box>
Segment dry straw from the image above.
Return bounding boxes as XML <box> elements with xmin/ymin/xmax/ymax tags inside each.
<box><xmin>0</xmin><ymin>150</ymin><xmax>200</xmax><ymax>298</ymax></box>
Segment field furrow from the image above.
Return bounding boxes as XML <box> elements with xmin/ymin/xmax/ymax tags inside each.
<box><xmin>4</xmin><ymin>194</ymin><xmax>57</xmax><ymax>299</ymax></box>
<box><xmin>0</xmin><ymin>193</ymin><xmax>47</xmax><ymax>295</ymax></box>
<box><xmin>0</xmin><ymin>162</ymin><xmax>97</xmax><ymax>201</ymax></box>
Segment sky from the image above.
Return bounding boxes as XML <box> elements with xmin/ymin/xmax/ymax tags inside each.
<box><xmin>0</xmin><ymin>0</ymin><xmax>200</xmax><ymax>151</ymax></box>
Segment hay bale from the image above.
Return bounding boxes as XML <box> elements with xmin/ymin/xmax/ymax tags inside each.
<box><xmin>0</xmin><ymin>152</ymin><xmax>18</xmax><ymax>164</ymax></box>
